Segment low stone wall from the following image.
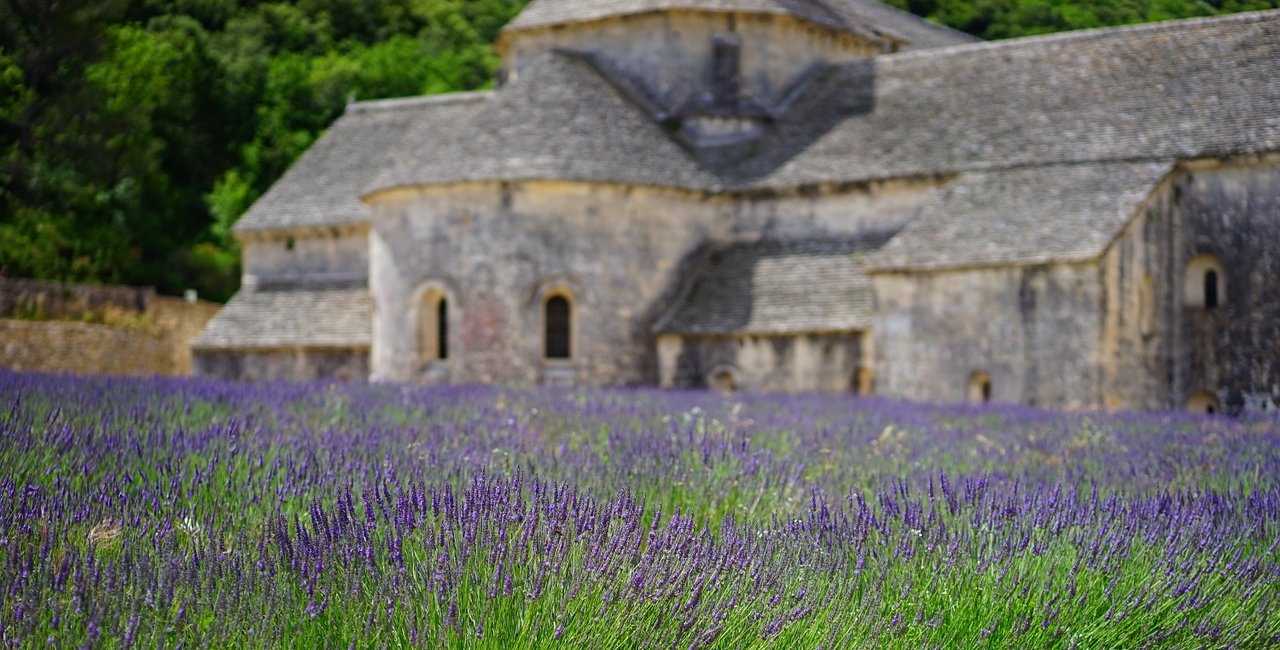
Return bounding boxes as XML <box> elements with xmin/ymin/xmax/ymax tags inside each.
<box><xmin>148</xmin><ymin>297</ymin><xmax>222</xmax><ymax>375</ymax></box>
<box><xmin>0</xmin><ymin>279</ymin><xmax>220</xmax><ymax>377</ymax></box>
<box><xmin>0</xmin><ymin>320</ymin><xmax>174</xmax><ymax>376</ymax></box>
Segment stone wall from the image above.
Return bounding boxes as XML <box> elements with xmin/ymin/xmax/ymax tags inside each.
<box><xmin>0</xmin><ymin>320</ymin><xmax>174</xmax><ymax>376</ymax></box>
<box><xmin>150</xmin><ymin>297</ymin><xmax>223</xmax><ymax>375</ymax></box>
<box><xmin>193</xmin><ymin>348</ymin><xmax>368</xmax><ymax>383</ymax></box>
<box><xmin>0</xmin><ymin>279</ymin><xmax>219</xmax><ymax>377</ymax></box>
<box><xmin>369</xmin><ymin>181</ymin><xmax>733</xmax><ymax>386</ymax></box>
<box><xmin>500</xmin><ymin>10</ymin><xmax>879</xmax><ymax>110</ymax></box>
<box><xmin>871</xmin><ymin>263</ymin><xmax>1106</xmax><ymax>408</ymax></box>
<box><xmin>729</xmin><ymin>178</ymin><xmax>945</xmax><ymax>241</ymax></box>
<box><xmin>657</xmin><ymin>332</ymin><xmax>866</xmax><ymax>393</ymax></box>
<box><xmin>869</xmin><ymin>158</ymin><xmax>1280</xmax><ymax>414</ymax></box>
<box><xmin>1110</xmin><ymin>160</ymin><xmax>1280</xmax><ymax>413</ymax></box>
<box><xmin>239</xmin><ymin>225</ymin><xmax>368</xmax><ymax>288</ymax></box>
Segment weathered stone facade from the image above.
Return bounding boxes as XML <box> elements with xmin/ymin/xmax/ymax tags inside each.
<box><xmin>368</xmin><ymin>182</ymin><xmax>729</xmax><ymax>385</ymax></box>
<box><xmin>197</xmin><ymin>0</ymin><xmax>1280</xmax><ymax>413</ymax></box>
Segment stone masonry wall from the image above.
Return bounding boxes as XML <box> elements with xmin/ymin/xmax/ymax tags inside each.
<box><xmin>239</xmin><ymin>226</ymin><xmax>368</xmax><ymax>287</ymax></box>
<box><xmin>193</xmin><ymin>348</ymin><xmax>369</xmax><ymax>383</ymax></box>
<box><xmin>658</xmin><ymin>332</ymin><xmax>865</xmax><ymax>393</ymax></box>
<box><xmin>0</xmin><ymin>279</ymin><xmax>219</xmax><ymax>377</ymax></box>
<box><xmin>871</xmin><ymin>263</ymin><xmax>1105</xmax><ymax>408</ymax></box>
<box><xmin>369</xmin><ymin>181</ymin><xmax>732</xmax><ymax>386</ymax></box>
<box><xmin>1105</xmin><ymin>160</ymin><xmax>1280</xmax><ymax>413</ymax></box>
<box><xmin>0</xmin><ymin>320</ymin><xmax>174</xmax><ymax>376</ymax></box>
<box><xmin>871</xmin><ymin>159</ymin><xmax>1280</xmax><ymax>414</ymax></box>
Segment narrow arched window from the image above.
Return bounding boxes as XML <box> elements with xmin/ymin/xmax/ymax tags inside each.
<box><xmin>418</xmin><ymin>290</ymin><xmax>448</xmax><ymax>368</ymax></box>
<box><xmin>545</xmin><ymin>295</ymin><xmax>571</xmax><ymax>359</ymax></box>
<box><xmin>1185</xmin><ymin>254</ymin><xmax>1225</xmax><ymax>309</ymax></box>
<box><xmin>1203</xmin><ymin>270</ymin><xmax>1219</xmax><ymax>309</ymax></box>
<box><xmin>437</xmin><ymin>298</ymin><xmax>449</xmax><ymax>360</ymax></box>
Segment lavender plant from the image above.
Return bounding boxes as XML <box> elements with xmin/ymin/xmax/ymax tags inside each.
<box><xmin>0</xmin><ymin>370</ymin><xmax>1277</xmax><ymax>648</ymax></box>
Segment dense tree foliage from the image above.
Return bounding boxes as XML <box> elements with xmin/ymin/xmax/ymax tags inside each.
<box><xmin>0</xmin><ymin>0</ymin><xmax>523</xmax><ymax>300</ymax></box>
<box><xmin>882</xmin><ymin>0</ymin><xmax>1279</xmax><ymax>38</ymax></box>
<box><xmin>1</xmin><ymin>0</ymin><xmax>1274</xmax><ymax>301</ymax></box>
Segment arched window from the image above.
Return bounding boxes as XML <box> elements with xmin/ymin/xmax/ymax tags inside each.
<box><xmin>1187</xmin><ymin>390</ymin><xmax>1220</xmax><ymax>415</ymax></box>
<box><xmin>1203</xmin><ymin>270</ymin><xmax>1219</xmax><ymax>309</ymax></box>
<box><xmin>544</xmin><ymin>295</ymin><xmax>571</xmax><ymax>360</ymax></box>
<box><xmin>418</xmin><ymin>290</ymin><xmax>448</xmax><ymax>368</ymax></box>
<box><xmin>436</xmin><ymin>297</ymin><xmax>449</xmax><ymax>360</ymax></box>
<box><xmin>968</xmin><ymin>371</ymin><xmax>992</xmax><ymax>405</ymax></box>
<box><xmin>1184</xmin><ymin>254</ymin><xmax>1225</xmax><ymax>309</ymax></box>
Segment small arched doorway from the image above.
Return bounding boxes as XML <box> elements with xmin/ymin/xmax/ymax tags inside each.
<box><xmin>708</xmin><ymin>366</ymin><xmax>739</xmax><ymax>394</ymax></box>
<box><xmin>1187</xmin><ymin>390</ymin><xmax>1221</xmax><ymax>415</ymax></box>
<box><xmin>968</xmin><ymin>371</ymin><xmax>993</xmax><ymax>405</ymax></box>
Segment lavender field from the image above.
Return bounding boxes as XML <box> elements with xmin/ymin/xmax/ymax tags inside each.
<box><xmin>1</xmin><ymin>371</ymin><xmax>1278</xmax><ymax>648</ymax></box>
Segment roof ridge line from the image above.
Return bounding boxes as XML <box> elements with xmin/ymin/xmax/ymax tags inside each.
<box><xmin>877</xmin><ymin>8</ymin><xmax>1280</xmax><ymax>62</ymax></box>
<box><xmin>743</xmin><ymin>155</ymin><xmax>1213</xmax><ymax>192</ymax></box>
<box><xmin>823</xmin><ymin>0</ymin><xmax>980</xmax><ymax>44</ymax></box>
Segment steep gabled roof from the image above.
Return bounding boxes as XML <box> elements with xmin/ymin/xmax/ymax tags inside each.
<box><xmin>244</xmin><ymin>8</ymin><xmax>1280</xmax><ymax>255</ymax></box>
<box><xmin>865</xmin><ymin>161</ymin><xmax>1172</xmax><ymax>272</ymax></box>
<box><xmin>758</xmin><ymin>9</ymin><xmax>1280</xmax><ymax>188</ymax></box>
<box><xmin>658</xmin><ymin>237</ymin><xmax>888</xmax><ymax>334</ymax></box>
<box><xmin>191</xmin><ymin>288</ymin><xmax>371</xmax><ymax>349</ymax></box>
<box><xmin>370</xmin><ymin>51</ymin><xmax>721</xmax><ymax>198</ymax></box>
<box><xmin>233</xmin><ymin>93</ymin><xmax>488</xmax><ymax>233</ymax></box>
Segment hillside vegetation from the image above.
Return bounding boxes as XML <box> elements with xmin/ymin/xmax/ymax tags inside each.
<box><xmin>2</xmin><ymin>0</ymin><xmax>1276</xmax><ymax>301</ymax></box>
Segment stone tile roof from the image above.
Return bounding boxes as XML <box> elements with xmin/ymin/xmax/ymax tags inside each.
<box><xmin>233</xmin><ymin>93</ymin><xmax>489</xmax><ymax>233</ymax></box>
<box><xmin>658</xmin><ymin>237</ymin><xmax>889</xmax><ymax>334</ymax></box>
<box><xmin>760</xmin><ymin>9</ymin><xmax>1280</xmax><ymax>188</ymax></box>
<box><xmin>371</xmin><ymin>51</ymin><xmax>721</xmax><ymax>197</ymax></box>
<box><xmin>375</xmin><ymin>10</ymin><xmax>1280</xmax><ymax>196</ymax></box>
<box><xmin>245</xmin><ymin>9</ymin><xmax>1280</xmax><ymax>266</ymax></box>
<box><xmin>866</xmin><ymin>162</ymin><xmax>1172</xmax><ymax>271</ymax></box>
<box><xmin>191</xmin><ymin>288</ymin><xmax>371</xmax><ymax>349</ymax></box>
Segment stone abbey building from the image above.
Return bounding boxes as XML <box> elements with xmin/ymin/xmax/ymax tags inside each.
<box><xmin>193</xmin><ymin>0</ymin><xmax>1280</xmax><ymax>414</ymax></box>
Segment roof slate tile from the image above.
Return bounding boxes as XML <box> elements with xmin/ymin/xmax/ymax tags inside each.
<box><xmin>191</xmin><ymin>288</ymin><xmax>371</xmax><ymax>349</ymax></box>
<box><xmin>659</xmin><ymin>237</ymin><xmax>888</xmax><ymax>334</ymax></box>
